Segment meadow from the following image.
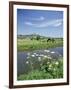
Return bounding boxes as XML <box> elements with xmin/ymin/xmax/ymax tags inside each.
<box><xmin>17</xmin><ymin>35</ymin><xmax>63</xmax><ymax>80</ymax></box>
<box><xmin>17</xmin><ymin>35</ymin><xmax>63</xmax><ymax>51</ymax></box>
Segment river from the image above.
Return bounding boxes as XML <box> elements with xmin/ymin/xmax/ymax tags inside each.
<box><xmin>17</xmin><ymin>47</ymin><xmax>63</xmax><ymax>76</ymax></box>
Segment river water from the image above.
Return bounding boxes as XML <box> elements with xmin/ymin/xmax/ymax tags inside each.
<box><xmin>17</xmin><ymin>47</ymin><xmax>63</xmax><ymax>76</ymax></box>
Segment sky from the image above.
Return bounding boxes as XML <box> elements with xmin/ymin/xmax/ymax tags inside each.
<box><xmin>17</xmin><ymin>9</ymin><xmax>63</xmax><ymax>38</ymax></box>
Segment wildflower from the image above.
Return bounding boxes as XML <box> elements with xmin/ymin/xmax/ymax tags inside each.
<box><xmin>48</xmin><ymin>67</ymin><xmax>52</xmax><ymax>70</ymax></box>
<box><xmin>44</xmin><ymin>50</ymin><xmax>50</xmax><ymax>53</ymax></box>
<box><xmin>47</xmin><ymin>62</ymin><xmax>50</xmax><ymax>64</ymax></box>
<box><xmin>53</xmin><ymin>68</ymin><xmax>56</xmax><ymax>71</ymax></box>
<box><xmin>27</xmin><ymin>53</ymin><xmax>30</xmax><ymax>56</ymax></box>
<box><xmin>47</xmin><ymin>56</ymin><xmax>52</xmax><ymax>59</ymax></box>
<box><xmin>49</xmin><ymin>64</ymin><xmax>52</xmax><ymax>68</ymax></box>
<box><xmin>43</xmin><ymin>55</ymin><xmax>48</xmax><ymax>58</ymax></box>
<box><xmin>51</xmin><ymin>51</ymin><xmax>55</xmax><ymax>54</ymax></box>
<box><xmin>34</xmin><ymin>53</ymin><xmax>37</xmax><ymax>55</ymax></box>
<box><xmin>55</xmin><ymin>62</ymin><xmax>59</xmax><ymax>65</ymax></box>
<box><xmin>35</xmin><ymin>54</ymin><xmax>39</xmax><ymax>56</ymax></box>
<box><xmin>38</xmin><ymin>57</ymin><xmax>41</xmax><ymax>61</ymax></box>
<box><xmin>26</xmin><ymin>61</ymin><xmax>29</xmax><ymax>64</ymax></box>
<box><xmin>31</xmin><ymin>54</ymin><xmax>35</xmax><ymax>57</ymax></box>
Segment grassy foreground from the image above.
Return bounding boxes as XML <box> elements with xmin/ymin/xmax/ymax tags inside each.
<box><xmin>18</xmin><ymin>57</ymin><xmax>63</xmax><ymax>80</ymax></box>
<box><xmin>17</xmin><ymin>38</ymin><xmax>63</xmax><ymax>51</ymax></box>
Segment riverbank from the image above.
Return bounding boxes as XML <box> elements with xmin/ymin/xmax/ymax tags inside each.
<box><xmin>17</xmin><ymin>57</ymin><xmax>63</xmax><ymax>80</ymax></box>
<box><xmin>17</xmin><ymin>38</ymin><xmax>63</xmax><ymax>51</ymax></box>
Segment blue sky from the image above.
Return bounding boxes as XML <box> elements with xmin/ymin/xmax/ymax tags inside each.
<box><xmin>17</xmin><ymin>9</ymin><xmax>63</xmax><ymax>38</ymax></box>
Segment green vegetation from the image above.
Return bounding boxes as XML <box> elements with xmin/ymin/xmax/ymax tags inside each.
<box><xmin>17</xmin><ymin>35</ymin><xmax>63</xmax><ymax>51</ymax></box>
<box><xmin>18</xmin><ymin>57</ymin><xmax>63</xmax><ymax>80</ymax></box>
<box><xmin>17</xmin><ymin>34</ymin><xmax>63</xmax><ymax>80</ymax></box>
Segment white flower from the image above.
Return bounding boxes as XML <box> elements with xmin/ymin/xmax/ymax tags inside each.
<box><xmin>54</xmin><ymin>68</ymin><xmax>56</xmax><ymax>71</ymax></box>
<box><xmin>55</xmin><ymin>62</ymin><xmax>59</xmax><ymax>65</ymax></box>
<box><xmin>34</xmin><ymin>53</ymin><xmax>37</xmax><ymax>55</ymax></box>
<box><xmin>47</xmin><ymin>62</ymin><xmax>50</xmax><ymax>64</ymax></box>
<box><xmin>47</xmin><ymin>56</ymin><xmax>52</xmax><ymax>59</ymax></box>
<box><xmin>31</xmin><ymin>54</ymin><xmax>35</xmax><ymax>57</ymax></box>
<box><xmin>43</xmin><ymin>55</ymin><xmax>48</xmax><ymax>58</ymax></box>
<box><xmin>38</xmin><ymin>57</ymin><xmax>41</xmax><ymax>61</ymax></box>
<box><xmin>51</xmin><ymin>51</ymin><xmax>55</xmax><ymax>54</ymax></box>
<box><xmin>48</xmin><ymin>67</ymin><xmax>52</xmax><ymax>70</ymax></box>
<box><xmin>44</xmin><ymin>50</ymin><xmax>50</xmax><ymax>53</ymax></box>
<box><xmin>35</xmin><ymin>54</ymin><xmax>39</xmax><ymax>56</ymax></box>
<box><xmin>27</xmin><ymin>53</ymin><xmax>30</xmax><ymax>56</ymax></box>
<box><xmin>49</xmin><ymin>64</ymin><xmax>52</xmax><ymax>68</ymax></box>
<box><xmin>26</xmin><ymin>61</ymin><xmax>29</xmax><ymax>64</ymax></box>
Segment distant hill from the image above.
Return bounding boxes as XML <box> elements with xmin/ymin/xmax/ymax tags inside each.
<box><xmin>17</xmin><ymin>34</ymin><xmax>46</xmax><ymax>39</ymax></box>
<box><xmin>17</xmin><ymin>34</ymin><xmax>63</xmax><ymax>39</ymax></box>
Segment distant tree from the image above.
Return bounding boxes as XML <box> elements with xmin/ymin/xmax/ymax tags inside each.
<box><xmin>31</xmin><ymin>37</ymin><xmax>33</xmax><ymax>40</ymax></box>
<box><xmin>36</xmin><ymin>35</ymin><xmax>40</xmax><ymax>40</ymax></box>
<box><xmin>19</xmin><ymin>34</ymin><xmax>22</xmax><ymax>36</ymax></box>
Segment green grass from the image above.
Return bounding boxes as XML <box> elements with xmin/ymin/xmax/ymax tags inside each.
<box><xmin>17</xmin><ymin>38</ymin><xmax>63</xmax><ymax>51</ymax></box>
<box><xmin>17</xmin><ymin>57</ymin><xmax>63</xmax><ymax>80</ymax></box>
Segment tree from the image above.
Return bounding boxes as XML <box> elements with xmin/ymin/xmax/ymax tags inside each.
<box><xmin>36</xmin><ymin>35</ymin><xmax>40</xmax><ymax>40</ymax></box>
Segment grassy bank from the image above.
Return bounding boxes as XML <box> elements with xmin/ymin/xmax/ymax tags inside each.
<box><xmin>17</xmin><ymin>57</ymin><xmax>63</xmax><ymax>80</ymax></box>
<box><xmin>17</xmin><ymin>38</ymin><xmax>63</xmax><ymax>51</ymax></box>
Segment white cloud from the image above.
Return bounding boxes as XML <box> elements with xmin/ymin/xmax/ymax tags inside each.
<box><xmin>25</xmin><ymin>22</ymin><xmax>34</xmax><ymax>26</ymax></box>
<box><xmin>36</xmin><ymin>19</ymin><xmax>63</xmax><ymax>28</ymax></box>
<box><xmin>31</xmin><ymin>16</ymin><xmax>45</xmax><ymax>21</ymax></box>
<box><xmin>24</xmin><ymin>19</ymin><xmax>63</xmax><ymax>28</ymax></box>
<box><xmin>53</xmin><ymin>22</ymin><xmax>62</xmax><ymax>27</ymax></box>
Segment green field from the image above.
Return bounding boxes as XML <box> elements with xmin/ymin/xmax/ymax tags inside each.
<box><xmin>17</xmin><ymin>37</ymin><xmax>63</xmax><ymax>51</ymax></box>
